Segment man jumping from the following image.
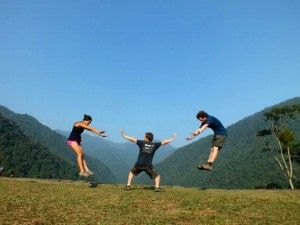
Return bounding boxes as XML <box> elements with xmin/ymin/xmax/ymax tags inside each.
<box><xmin>186</xmin><ymin>111</ymin><xmax>227</xmax><ymax>171</ymax></box>
<box><xmin>120</xmin><ymin>129</ymin><xmax>176</xmax><ymax>192</ymax></box>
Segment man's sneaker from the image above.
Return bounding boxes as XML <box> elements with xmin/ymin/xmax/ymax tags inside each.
<box><xmin>86</xmin><ymin>170</ymin><xmax>94</xmax><ymax>176</ymax></box>
<box><xmin>197</xmin><ymin>162</ymin><xmax>213</xmax><ymax>171</ymax></box>
<box><xmin>79</xmin><ymin>171</ymin><xmax>90</xmax><ymax>177</ymax></box>
<box><xmin>202</xmin><ymin>162</ymin><xmax>213</xmax><ymax>171</ymax></box>
<box><xmin>197</xmin><ymin>164</ymin><xmax>204</xmax><ymax>170</ymax></box>
<box><xmin>125</xmin><ymin>185</ymin><xmax>132</xmax><ymax>191</ymax></box>
<box><xmin>196</xmin><ymin>162</ymin><xmax>206</xmax><ymax>170</ymax></box>
<box><xmin>154</xmin><ymin>187</ymin><xmax>162</xmax><ymax>192</ymax></box>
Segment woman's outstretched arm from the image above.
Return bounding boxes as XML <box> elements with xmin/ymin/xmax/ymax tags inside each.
<box><xmin>76</xmin><ymin>122</ymin><xmax>107</xmax><ymax>137</ymax></box>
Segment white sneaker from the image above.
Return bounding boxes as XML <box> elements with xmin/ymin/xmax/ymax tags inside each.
<box><xmin>86</xmin><ymin>170</ymin><xmax>94</xmax><ymax>176</ymax></box>
<box><xmin>79</xmin><ymin>171</ymin><xmax>90</xmax><ymax>177</ymax></box>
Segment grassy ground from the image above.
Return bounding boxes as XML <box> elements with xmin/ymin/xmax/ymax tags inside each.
<box><xmin>0</xmin><ymin>178</ymin><xmax>299</xmax><ymax>225</ymax></box>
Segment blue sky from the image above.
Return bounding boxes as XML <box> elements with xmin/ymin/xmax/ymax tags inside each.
<box><xmin>0</xmin><ymin>0</ymin><xmax>299</xmax><ymax>147</ymax></box>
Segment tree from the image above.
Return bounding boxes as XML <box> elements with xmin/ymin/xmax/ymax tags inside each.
<box><xmin>257</xmin><ymin>104</ymin><xmax>300</xmax><ymax>189</ymax></box>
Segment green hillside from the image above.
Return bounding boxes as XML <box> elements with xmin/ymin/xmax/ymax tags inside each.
<box><xmin>0</xmin><ymin>178</ymin><xmax>299</xmax><ymax>225</ymax></box>
<box><xmin>147</xmin><ymin>97</ymin><xmax>300</xmax><ymax>189</ymax></box>
<box><xmin>0</xmin><ymin>106</ymin><xmax>115</xmax><ymax>182</ymax></box>
<box><xmin>0</xmin><ymin>114</ymin><xmax>77</xmax><ymax>179</ymax></box>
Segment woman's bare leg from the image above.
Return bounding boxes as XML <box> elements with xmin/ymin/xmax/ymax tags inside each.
<box><xmin>69</xmin><ymin>143</ymin><xmax>85</xmax><ymax>173</ymax></box>
<box><xmin>78</xmin><ymin>146</ymin><xmax>91</xmax><ymax>172</ymax></box>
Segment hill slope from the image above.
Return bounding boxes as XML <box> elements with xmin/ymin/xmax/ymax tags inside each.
<box><xmin>149</xmin><ymin>97</ymin><xmax>300</xmax><ymax>188</ymax></box>
<box><xmin>0</xmin><ymin>106</ymin><xmax>115</xmax><ymax>182</ymax></box>
<box><xmin>0</xmin><ymin>114</ymin><xmax>77</xmax><ymax>179</ymax></box>
<box><xmin>0</xmin><ymin>178</ymin><xmax>299</xmax><ymax>225</ymax></box>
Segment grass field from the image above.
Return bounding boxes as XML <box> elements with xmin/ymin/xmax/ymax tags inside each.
<box><xmin>0</xmin><ymin>178</ymin><xmax>299</xmax><ymax>225</ymax></box>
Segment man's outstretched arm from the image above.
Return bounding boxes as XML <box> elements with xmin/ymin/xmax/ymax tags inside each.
<box><xmin>120</xmin><ymin>129</ymin><xmax>137</xmax><ymax>143</ymax></box>
<box><xmin>186</xmin><ymin>124</ymin><xmax>209</xmax><ymax>141</ymax></box>
<box><xmin>161</xmin><ymin>133</ymin><xmax>176</xmax><ymax>146</ymax></box>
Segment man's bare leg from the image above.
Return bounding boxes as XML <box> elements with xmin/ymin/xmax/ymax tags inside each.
<box><xmin>208</xmin><ymin>146</ymin><xmax>219</xmax><ymax>163</ymax></box>
<box><xmin>197</xmin><ymin>146</ymin><xmax>220</xmax><ymax>171</ymax></box>
<box><xmin>154</xmin><ymin>175</ymin><xmax>161</xmax><ymax>188</ymax></box>
<box><xmin>154</xmin><ymin>175</ymin><xmax>162</xmax><ymax>192</ymax></box>
<box><xmin>127</xmin><ymin>171</ymin><xmax>134</xmax><ymax>186</ymax></box>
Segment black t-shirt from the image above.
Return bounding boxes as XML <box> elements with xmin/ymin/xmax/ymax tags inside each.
<box><xmin>135</xmin><ymin>140</ymin><xmax>162</xmax><ymax>167</ymax></box>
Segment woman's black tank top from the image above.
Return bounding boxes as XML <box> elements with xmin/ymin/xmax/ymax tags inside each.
<box><xmin>68</xmin><ymin>124</ymin><xmax>84</xmax><ymax>142</ymax></box>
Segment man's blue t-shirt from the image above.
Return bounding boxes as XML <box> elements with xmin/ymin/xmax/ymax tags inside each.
<box><xmin>135</xmin><ymin>140</ymin><xmax>161</xmax><ymax>167</ymax></box>
<box><xmin>200</xmin><ymin>115</ymin><xmax>227</xmax><ymax>136</ymax></box>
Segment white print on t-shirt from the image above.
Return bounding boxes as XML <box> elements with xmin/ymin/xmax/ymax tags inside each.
<box><xmin>142</xmin><ymin>144</ymin><xmax>154</xmax><ymax>153</ymax></box>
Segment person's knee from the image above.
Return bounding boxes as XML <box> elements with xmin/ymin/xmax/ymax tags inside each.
<box><xmin>212</xmin><ymin>146</ymin><xmax>219</xmax><ymax>151</ymax></box>
<box><xmin>151</xmin><ymin>171</ymin><xmax>160</xmax><ymax>179</ymax></box>
<box><xmin>77</xmin><ymin>150</ymin><xmax>84</xmax><ymax>157</ymax></box>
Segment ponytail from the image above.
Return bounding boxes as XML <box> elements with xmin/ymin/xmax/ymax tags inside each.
<box><xmin>83</xmin><ymin>114</ymin><xmax>92</xmax><ymax>121</ymax></box>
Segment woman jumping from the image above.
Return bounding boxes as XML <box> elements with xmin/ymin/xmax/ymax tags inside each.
<box><xmin>67</xmin><ymin>114</ymin><xmax>107</xmax><ymax>177</ymax></box>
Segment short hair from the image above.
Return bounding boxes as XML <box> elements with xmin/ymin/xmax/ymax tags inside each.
<box><xmin>145</xmin><ymin>132</ymin><xmax>154</xmax><ymax>142</ymax></box>
<box><xmin>196</xmin><ymin>111</ymin><xmax>208</xmax><ymax>119</ymax></box>
<box><xmin>83</xmin><ymin>114</ymin><xmax>92</xmax><ymax>121</ymax></box>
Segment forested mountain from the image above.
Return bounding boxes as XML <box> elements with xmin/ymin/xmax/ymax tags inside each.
<box><xmin>138</xmin><ymin>97</ymin><xmax>300</xmax><ymax>189</ymax></box>
<box><xmin>1</xmin><ymin>97</ymin><xmax>298</xmax><ymax>187</ymax></box>
<box><xmin>0</xmin><ymin>114</ymin><xmax>77</xmax><ymax>179</ymax></box>
<box><xmin>0</xmin><ymin>106</ymin><xmax>115</xmax><ymax>182</ymax></box>
<box><xmin>57</xmin><ymin>130</ymin><xmax>176</xmax><ymax>182</ymax></box>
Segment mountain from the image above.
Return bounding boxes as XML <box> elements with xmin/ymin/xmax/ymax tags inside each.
<box><xmin>0</xmin><ymin>114</ymin><xmax>77</xmax><ymax>179</ymax></box>
<box><xmin>0</xmin><ymin>106</ymin><xmax>115</xmax><ymax>182</ymax></box>
<box><xmin>139</xmin><ymin>97</ymin><xmax>300</xmax><ymax>188</ymax></box>
<box><xmin>57</xmin><ymin>130</ymin><xmax>177</xmax><ymax>182</ymax></box>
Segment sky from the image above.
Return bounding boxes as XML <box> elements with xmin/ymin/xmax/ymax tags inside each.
<box><xmin>0</xmin><ymin>0</ymin><xmax>299</xmax><ymax>147</ymax></box>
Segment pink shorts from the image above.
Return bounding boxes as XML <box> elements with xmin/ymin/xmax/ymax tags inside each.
<box><xmin>67</xmin><ymin>140</ymin><xmax>81</xmax><ymax>146</ymax></box>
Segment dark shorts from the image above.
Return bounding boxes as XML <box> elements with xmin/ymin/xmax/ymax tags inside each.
<box><xmin>211</xmin><ymin>135</ymin><xmax>227</xmax><ymax>149</ymax></box>
<box><xmin>131</xmin><ymin>165</ymin><xmax>159</xmax><ymax>179</ymax></box>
